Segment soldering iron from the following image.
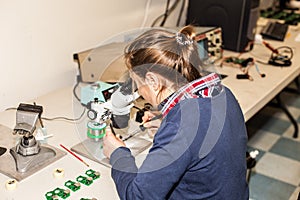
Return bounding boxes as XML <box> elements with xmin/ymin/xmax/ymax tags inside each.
<box><xmin>122</xmin><ymin>114</ymin><xmax>162</xmax><ymax>141</ymax></box>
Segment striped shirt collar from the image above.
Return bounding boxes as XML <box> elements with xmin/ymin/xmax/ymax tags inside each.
<box><xmin>159</xmin><ymin>73</ymin><xmax>222</xmax><ymax>117</ymax></box>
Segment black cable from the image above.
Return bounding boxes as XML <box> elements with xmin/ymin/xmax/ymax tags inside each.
<box><xmin>255</xmin><ymin>59</ymin><xmax>271</xmax><ymax>65</ymax></box>
<box><xmin>151</xmin><ymin>0</ymin><xmax>181</xmax><ymax>27</ymax></box>
<box><xmin>268</xmin><ymin>45</ymin><xmax>293</xmax><ymax>67</ymax></box>
<box><xmin>176</xmin><ymin>0</ymin><xmax>186</xmax><ymax>26</ymax></box>
<box><xmin>151</xmin><ymin>14</ymin><xmax>165</xmax><ymax>27</ymax></box>
<box><xmin>160</xmin><ymin>0</ymin><xmax>170</xmax><ymax>26</ymax></box>
<box><xmin>73</xmin><ymin>75</ymin><xmax>81</xmax><ymax>102</ymax></box>
<box><xmin>5</xmin><ymin>107</ymin><xmax>17</xmax><ymax>111</ymax></box>
<box><xmin>271</xmin><ymin>46</ymin><xmax>293</xmax><ymax>60</ymax></box>
<box><xmin>5</xmin><ymin>105</ymin><xmax>86</xmax><ymax>122</ymax></box>
<box><xmin>42</xmin><ymin>107</ymin><xmax>86</xmax><ymax>122</ymax></box>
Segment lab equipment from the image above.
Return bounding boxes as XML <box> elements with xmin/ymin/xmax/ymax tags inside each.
<box><xmin>85</xmin><ymin>77</ymin><xmax>139</xmax><ymax>140</ymax></box>
<box><xmin>80</xmin><ymin>81</ymin><xmax>117</xmax><ymax>106</ymax></box>
<box><xmin>110</xmin><ymin>78</ymin><xmax>140</xmax><ymax>129</ymax></box>
<box><xmin>71</xmin><ymin>77</ymin><xmax>151</xmax><ymax>167</ymax></box>
<box><xmin>0</xmin><ymin>104</ymin><xmax>65</xmax><ymax>181</ymax></box>
<box><xmin>10</xmin><ymin>103</ymin><xmax>58</xmax><ymax>173</ymax></box>
<box><xmin>261</xmin><ymin>21</ymin><xmax>289</xmax><ymax>41</ymax></box>
<box><xmin>187</xmin><ymin>0</ymin><xmax>260</xmax><ymax>52</ymax></box>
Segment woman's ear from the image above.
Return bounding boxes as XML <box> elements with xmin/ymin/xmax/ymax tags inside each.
<box><xmin>145</xmin><ymin>72</ymin><xmax>160</xmax><ymax>91</ymax></box>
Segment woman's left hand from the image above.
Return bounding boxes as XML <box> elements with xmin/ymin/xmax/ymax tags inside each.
<box><xmin>103</xmin><ymin>128</ymin><xmax>125</xmax><ymax>159</ymax></box>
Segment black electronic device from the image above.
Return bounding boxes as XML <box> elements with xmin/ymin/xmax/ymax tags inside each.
<box><xmin>186</xmin><ymin>0</ymin><xmax>260</xmax><ymax>52</ymax></box>
<box><xmin>261</xmin><ymin>21</ymin><xmax>289</xmax><ymax>41</ymax></box>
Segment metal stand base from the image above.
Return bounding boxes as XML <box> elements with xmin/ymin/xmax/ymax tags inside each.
<box><xmin>0</xmin><ymin>124</ymin><xmax>66</xmax><ymax>181</ymax></box>
<box><xmin>10</xmin><ymin>146</ymin><xmax>56</xmax><ymax>173</ymax></box>
<box><xmin>71</xmin><ymin>137</ymin><xmax>152</xmax><ymax>167</ymax></box>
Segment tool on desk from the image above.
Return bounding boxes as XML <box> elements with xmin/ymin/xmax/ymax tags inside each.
<box><xmin>10</xmin><ymin>103</ymin><xmax>59</xmax><ymax>173</ymax></box>
<box><xmin>122</xmin><ymin>114</ymin><xmax>162</xmax><ymax>141</ymax></box>
<box><xmin>262</xmin><ymin>41</ymin><xmax>279</xmax><ymax>54</ymax></box>
<box><xmin>60</xmin><ymin>144</ymin><xmax>90</xmax><ymax>167</ymax></box>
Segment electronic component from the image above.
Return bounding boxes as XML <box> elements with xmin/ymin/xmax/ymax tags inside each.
<box><xmin>268</xmin><ymin>46</ymin><xmax>293</xmax><ymax>67</ymax></box>
<box><xmin>194</xmin><ymin>27</ymin><xmax>223</xmax><ymax>62</ymax></box>
<box><xmin>5</xmin><ymin>179</ymin><xmax>17</xmax><ymax>190</ymax></box>
<box><xmin>46</xmin><ymin>188</ymin><xmax>70</xmax><ymax>200</ymax></box>
<box><xmin>45</xmin><ymin>168</ymin><xmax>100</xmax><ymax>200</ymax></box>
<box><xmin>76</xmin><ymin>175</ymin><xmax>93</xmax><ymax>186</ymax></box>
<box><xmin>85</xmin><ymin>169</ymin><xmax>101</xmax><ymax>180</ymax></box>
<box><xmin>260</xmin><ymin>8</ymin><xmax>300</xmax><ymax>25</ymax></box>
<box><xmin>53</xmin><ymin>168</ymin><xmax>65</xmax><ymax>178</ymax></box>
<box><xmin>65</xmin><ymin>180</ymin><xmax>81</xmax><ymax>192</ymax></box>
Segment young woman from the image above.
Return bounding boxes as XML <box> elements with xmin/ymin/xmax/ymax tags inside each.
<box><xmin>103</xmin><ymin>25</ymin><xmax>249</xmax><ymax>199</ymax></box>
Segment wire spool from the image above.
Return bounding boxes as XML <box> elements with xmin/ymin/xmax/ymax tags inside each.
<box><xmin>5</xmin><ymin>179</ymin><xmax>18</xmax><ymax>190</ymax></box>
<box><xmin>87</xmin><ymin>121</ymin><xmax>107</xmax><ymax>142</ymax></box>
<box><xmin>53</xmin><ymin>168</ymin><xmax>65</xmax><ymax>179</ymax></box>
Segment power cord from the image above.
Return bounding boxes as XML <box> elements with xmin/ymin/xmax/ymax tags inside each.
<box><xmin>151</xmin><ymin>0</ymin><xmax>181</xmax><ymax>27</ymax></box>
<box><xmin>268</xmin><ymin>46</ymin><xmax>293</xmax><ymax>67</ymax></box>
<box><xmin>42</xmin><ymin>107</ymin><xmax>86</xmax><ymax>122</ymax></box>
<box><xmin>160</xmin><ymin>0</ymin><xmax>170</xmax><ymax>26</ymax></box>
<box><xmin>255</xmin><ymin>37</ymin><xmax>293</xmax><ymax>67</ymax></box>
<box><xmin>176</xmin><ymin>0</ymin><xmax>186</xmax><ymax>26</ymax></box>
<box><xmin>73</xmin><ymin>75</ymin><xmax>81</xmax><ymax>102</ymax></box>
<box><xmin>5</xmin><ymin>105</ymin><xmax>86</xmax><ymax>123</ymax></box>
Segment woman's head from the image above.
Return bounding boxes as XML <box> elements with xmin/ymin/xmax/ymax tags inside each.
<box><xmin>124</xmin><ymin>25</ymin><xmax>203</xmax><ymax>105</ymax></box>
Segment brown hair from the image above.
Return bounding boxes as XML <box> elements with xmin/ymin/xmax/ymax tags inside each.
<box><xmin>124</xmin><ymin>25</ymin><xmax>203</xmax><ymax>87</ymax></box>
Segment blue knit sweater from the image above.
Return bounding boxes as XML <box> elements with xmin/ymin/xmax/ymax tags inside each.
<box><xmin>110</xmin><ymin>87</ymin><xmax>249</xmax><ymax>200</ymax></box>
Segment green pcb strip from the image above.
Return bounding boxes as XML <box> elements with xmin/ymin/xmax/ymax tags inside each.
<box><xmin>45</xmin><ymin>188</ymin><xmax>70</xmax><ymax>200</ymax></box>
<box><xmin>45</xmin><ymin>169</ymin><xmax>100</xmax><ymax>199</ymax></box>
<box><xmin>85</xmin><ymin>169</ymin><xmax>101</xmax><ymax>180</ymax></box>
<box><xmin>64</xmin><ymin>180</ymin><xmax>81</xmax><ymax>192</ymax></box>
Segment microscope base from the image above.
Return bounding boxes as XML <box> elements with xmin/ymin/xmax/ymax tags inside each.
<box><xmin>0</xmin><ymin>144</ymin><xmax>66</xmax><ymax>181</ymax></box>
<box><xmin>10</xmin><ymin>146</ymin><xmax>56</xmax><ymax>173</ymax></box>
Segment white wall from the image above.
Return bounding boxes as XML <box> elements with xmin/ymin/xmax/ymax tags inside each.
<box><xmin>0</xmin><ymin>0</ymin><xmax>187</xmax><ymax>111</ymax></box>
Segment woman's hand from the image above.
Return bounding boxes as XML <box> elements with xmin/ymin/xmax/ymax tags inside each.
<box><xmin>142</xmin><ymin>111</ymin><xmax>162</xmax><ymax>138</ymax></box>
<box><xmin>103</xmin><ymin>127</ymin><xmax>125</xmax><ymax>159</ymax></box>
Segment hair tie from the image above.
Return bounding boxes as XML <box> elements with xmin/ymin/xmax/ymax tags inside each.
<box><xmin>175</xmin><ymin>33</ymin><xmax>193</xmax><ymax>46</ymax></box>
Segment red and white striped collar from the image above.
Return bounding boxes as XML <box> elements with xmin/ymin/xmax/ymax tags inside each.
<box><xmin>159</xmin><ymin>73</ymin><xmax>222</xmax><ymax>117</ymax></box>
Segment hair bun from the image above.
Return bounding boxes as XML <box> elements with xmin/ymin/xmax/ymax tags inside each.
<box><xmin>179</xmin><ymin>25</ymin><xmax>196</xmax><ymax>40</ymax></box>
<box><xmin>176</xmin><ymin>25</ymin><xmax>196</xmax><ymax>46</ymax></box>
